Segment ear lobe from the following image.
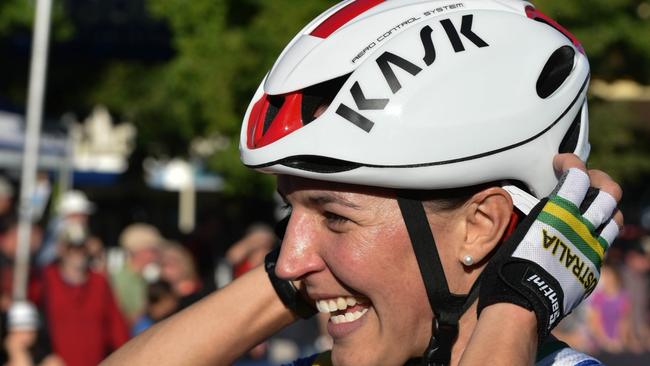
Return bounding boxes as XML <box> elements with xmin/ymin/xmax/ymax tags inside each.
<box><xmin>460</xmin><ymin>187</ymin><xmax>513</xmax><ymax>265</ymax></box>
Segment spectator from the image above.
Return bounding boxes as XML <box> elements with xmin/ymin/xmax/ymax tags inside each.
<box><xmin>1</xmin><ymin>301</ymin><xmax>62</xmax><ymax>366</ymax></box>
<box><xmin>619</xmin><ymin>237</ymin><xmax>650</xmax><ymax>352</ymax></box>
<box><xmin>0</xmin><ymin>223</ymin><xmax>43</xmax><ymax>313</ymax></box>
<box><xmin>586</xmin><ymin>263</ymin><xmax>632</xmax><ymax>354</ymax></box>
<box><xmin>131</xmin><ymin>281</ymin><xmax>178</xmax><ymax>336</ymax></box>
<box><xmin>42</xmin><ymin>225</ymin><xmax>129</xmax><ymax>366</ymax></box>
<box><xmin>226</xmin><ymin>223</ymin><xmax>276</xmax><ymax>278</ymax></box>
<box><xmin>37</xmin><ymin>190</ymin><xmax>95</xmax><ymax>266</ymax></box>
<box><xmin>160</xmin><ymin>242</ymin><xmax>206</xmax><ymax>311</ymax></box>
<box><xmin>0</xmin><ymin>176</ymin><xmax>15</xmax><ymax>233</ymax></box>
<box><xmin>110</xmin><ymin>223</ymin><xmax>163</xmax><ymax>324</ymax></box>
<box><xmin>85</xmin><ymin>235</ymin><xmax>107</xmax><ymax>273</ymax></box>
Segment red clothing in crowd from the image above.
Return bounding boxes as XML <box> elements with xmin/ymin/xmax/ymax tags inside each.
<box><xmin>42</xmin><ymin>265</ymin><xmax>129</xmax><ymax>366</ymax></box>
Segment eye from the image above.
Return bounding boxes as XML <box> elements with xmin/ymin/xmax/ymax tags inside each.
<box><xmin>324</xmin><ymin>211</ymin><xmax>350</xmax><ymax>225</ymax></box>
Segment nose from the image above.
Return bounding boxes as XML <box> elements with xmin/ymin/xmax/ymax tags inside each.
<box><xmin>275</xmin><ymin>209</ymin><xmax>325</xmax><ymax>281</ymax></box>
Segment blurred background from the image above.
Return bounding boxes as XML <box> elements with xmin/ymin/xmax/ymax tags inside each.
<box><xmin>0</xmin><ymin>0</ymin><xmax>648</xmax><ymax>365</ymax></box>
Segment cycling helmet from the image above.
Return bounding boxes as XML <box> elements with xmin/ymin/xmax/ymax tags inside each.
<box><xmin>240</xmin><ymin>1</ymin><xmax>590</xmax><ymax>364</ymax></box>
<box><xmin>241</xmin><ymin>0</ymin><xmax>589</xmax><ymax>198</ymax></box>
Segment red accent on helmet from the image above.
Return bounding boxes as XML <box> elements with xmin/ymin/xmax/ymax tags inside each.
<box><xmin>246</xmin><ymin>94</ymin><xmax>270</xmax><ymax>149</ymax></box>
<box><xmin>247</xmin><ymin>92</ymin><xmax>304</xmax><ymax>149</ymax></box>
<box><xmin>310</xmin><ymin>0</ymin><xmax>385</xmax><ymax>39</ymax></box>
<box><xmin>525</xmin><ymin>6</ymin><xmax>584</xmax><ymax>54</ymax></box>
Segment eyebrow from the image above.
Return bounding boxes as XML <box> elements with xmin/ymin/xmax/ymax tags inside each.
<box><xmin>276</xmin><ymin>189</ymin><xmax>361</xmax><ymax>210</ymax></box>
<box><xmin>308</xmin><ymin>193</ymin><xmax>361</xmax><ymax>210</ymax></box>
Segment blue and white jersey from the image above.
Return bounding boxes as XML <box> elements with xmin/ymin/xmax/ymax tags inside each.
<box><xmin>535</xmin><ymin>338</ymin><xmax>603</xmax><ymax>366</ymax></box>
<box><xmin>287</xmin><ymin>339</ymin><xmax>603</xmax><ymax>366</ymax></box>
<box><xmin>536</xmin><ymin>347</ymin><xmax>603</xmax><ymax>366</ymax></box>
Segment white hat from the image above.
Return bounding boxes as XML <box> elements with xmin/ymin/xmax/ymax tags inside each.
<box><xmin>58</xmin><ymin>190</ymin><xmax>95</xmax><ymax>216</ymax></box>
<box><xmin>7</xmin><ymin>301</ymin><xmax>40</xmax><ymax>330</ymax></box>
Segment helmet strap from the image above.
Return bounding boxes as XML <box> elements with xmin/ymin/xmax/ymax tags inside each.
<box><xmin>397</xmin><ymin>192</ymin><xmax>481</xmax><ymax>366</ymax></box>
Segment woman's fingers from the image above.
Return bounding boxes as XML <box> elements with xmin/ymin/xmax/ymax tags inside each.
<box><xmin>553</xmin><ymin>153</ymin><xmax>587</xmax><ymax>174</ymax></box>
<box><xmin>553</xmin><ymin>154</ymin><xmax>624</xmax><ymax>229</ymax></box>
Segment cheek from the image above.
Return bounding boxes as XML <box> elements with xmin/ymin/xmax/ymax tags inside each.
<box><xmin>326</xmin><ymin>221</ymin><xmax>430</xmax><ymax>312</ymax></box>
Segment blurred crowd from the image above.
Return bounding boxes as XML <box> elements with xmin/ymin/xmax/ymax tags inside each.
<box><xmin>1</xmin><ymin>171</ymin><xmax>649</xmax><ymax>366</ymax></box>
<box><xmin>0</xmin><ymin>175</ymin><xmax>327</xmax><ymax>366</ymax></box>
<box><xmin>554</xmin><ymin>234</ymin><xmax>650</xmax><ymax>364</ymax></box>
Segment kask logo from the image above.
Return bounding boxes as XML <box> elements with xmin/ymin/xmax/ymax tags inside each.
<box><xmin>336</xmin><ymin>14</ymin><xmax>489</xmax><ymax>132</ymax></box>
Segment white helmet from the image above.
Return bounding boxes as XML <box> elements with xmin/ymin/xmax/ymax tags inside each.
<box><xmin>240</xmin><ymin>0</ymin><xmax>590</xmax><ymax>199</ymax></box>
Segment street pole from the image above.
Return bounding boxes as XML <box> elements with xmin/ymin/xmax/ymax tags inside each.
<box><xmin>13</xmin><ymin>0</ymin><xmax>53</xmax><ymax>302</ymax></box>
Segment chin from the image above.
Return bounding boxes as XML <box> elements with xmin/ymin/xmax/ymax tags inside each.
<box><xmin>331</xmin><ymin>345</ymin><xmax>405</xmax><ymax>366</ymax></box>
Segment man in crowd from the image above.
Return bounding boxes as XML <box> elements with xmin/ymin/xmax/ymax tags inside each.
<box><xmin>110</xmin><ymin>223</ymin><xmax>163</xmax><ymax>324</ymax></box>
<box><xmin>160</xmin><ymin>242</ymin><xmax>206</xmax><ymax>311</ymax></box>
<box><xmin>38</xmin><ymin>190</ymin><xmax>95</xmax><ymax>266</ymax></box>
<box><xmin>42</xmin><ymin>224</ymin><xmax>129</xmax><ymax>366</ymax></box>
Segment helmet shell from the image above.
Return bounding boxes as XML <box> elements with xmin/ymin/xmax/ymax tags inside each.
<box><xmin>240</xmin><ymin>0</ymin><xmax>590</xmax><ymax>198</ymax></box>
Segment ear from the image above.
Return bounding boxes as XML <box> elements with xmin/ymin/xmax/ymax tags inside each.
<box><xmin>458</xmin><ymin>187</ymin><xmax>513</xmax><ymax>266</ymax></box>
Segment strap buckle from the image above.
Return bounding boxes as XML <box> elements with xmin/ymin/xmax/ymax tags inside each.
<box><xmin>422</xmin><ymin>318</ymin><xmax>459</xmax><ymax>366</ymax></box>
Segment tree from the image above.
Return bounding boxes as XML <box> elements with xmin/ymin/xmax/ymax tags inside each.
<box><xmin>89</xmin><ymin>0</ymin><xmax>337</xmax><ymax>196</ymax></box>
<box><xmin>3</xmin><ymin>1</ymin><xmax>648</xmax><ymax>198</ymax></box>
<box><xmin>534</xmin><ymin>0</ymin><xmax>650</xmax><ymax>183</ymax></box>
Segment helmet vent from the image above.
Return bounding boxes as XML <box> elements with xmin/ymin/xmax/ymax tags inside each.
<box><xmin>301</xmin><ymin>73</ymin><xmax>350</xmax><ymax>125</ymax></box>
<box><xmin>537</xmin><ymin>46</ymin><xmax>575</xmax><ymax>99</ymax></box>
<box><xmin>281</xmin><ymin>155</ymin><xmax>360</xmax><ymax>173</ymax></box>
<box><xmin>559</xmin><ymin>104</ymin><xmax>582</xmax><ymax>154</ymax></box>
<box><xmin>262</xmin><ymin>95</ymin><xmax>284</xmax><ymax>134</ymax></box>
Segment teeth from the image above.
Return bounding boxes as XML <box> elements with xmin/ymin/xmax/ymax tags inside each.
<box><xmin>331</xmin><ymin>315</ymin><xmax>345</xmax><ymax>324</ymax></box>
<box><xmin>331</xmin><ymin>308</ymin><xmax>368</xmax><ymax>324</ymax></box>
<box><xmin>316</xmin><ymin>296</ymin><xmax>365</xmax><ymax>314</ymax></box>
<box><xmin>328</xmin><ymin>300</ymin><xmax>338</xmax><ymax>312</ymax></box>
<box><xmin>314</xmin><ymin>296</ymin><xmax>369</xmax><ymax>324</ymax></box>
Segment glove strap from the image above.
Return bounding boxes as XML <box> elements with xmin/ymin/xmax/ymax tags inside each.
<box><xmin>264</xmin><ymin>247</ymin><xmax>317</xmax><ymax>319</ymax></box>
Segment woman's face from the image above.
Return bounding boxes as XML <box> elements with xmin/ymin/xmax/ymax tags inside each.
<box><xmin>276</xmin><ymin>176</ymin><xmax>435</xmax><ymax>366</ymax></box>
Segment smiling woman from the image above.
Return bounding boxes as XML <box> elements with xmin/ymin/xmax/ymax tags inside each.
<box><xmin>102</xmin><ymin>1</ymin><xmax>623</xmax><ymax>366</ymax></box>
<box><xmin>275</xmin><ymin>177</ymin><xmax>433</xmax><ymax>365</ymax></box>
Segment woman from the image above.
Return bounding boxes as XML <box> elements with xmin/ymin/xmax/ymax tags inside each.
<box><xmin>104</xmin><ymin>1</ymin><xmax>623</xmax><ymax>365</ymax></box>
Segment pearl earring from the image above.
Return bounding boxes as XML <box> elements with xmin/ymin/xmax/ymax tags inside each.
<box><xmin>462</xmin><ymin>255</ymin><xmax>474</xmax><ymax>266</ymax></box>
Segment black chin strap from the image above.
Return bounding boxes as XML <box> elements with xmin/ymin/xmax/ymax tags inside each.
<box><xmin>397</xmin><ymin>193</ymin><xmax>481</xmax><ymax>366</ymax></box>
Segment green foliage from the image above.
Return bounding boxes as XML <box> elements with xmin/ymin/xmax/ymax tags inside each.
<box><xmin>588</xmin><ymin>100</ymin><xmax>650</xmax><ymax>182</ymax></box>
<box><xmin>88</xmin><ymin>0</ymin><xmax>337</xmax><ymax>197</ymax></box>
<box><xmin>534</xmin><ymin>0</ymin><xmax>650</xmax><ymax>82</ymax></box>
<box><xmin>532</xmin><ymin>1</ymin><xmax>650</xmax><ymax>181</ymax></box>
<box><xmin>86</xmin><ymin>0</ymin><xmax>650</xmax><ymax>197</ymax></box>
<box><xmin>6</xmin><ymin>0</ymin><xmax>647</xmax><ymax>199</ymax></box>
<box><xmin>0</xmin><ymin>0</ymin><xmax>74</xmax><ymax>40</ymax></box>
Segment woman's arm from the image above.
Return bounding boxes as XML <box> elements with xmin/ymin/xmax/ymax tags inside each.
<box><xmin>459</xmin><ymin>303</ymin><xmax>538</xmax><ymax>366</ymax></box>
<box><xmin>461</xmin><ymin>154</ymin><xmax>623</xmax><ymax>365</ymax></box>
<box><xmin>101</xmin><ymin>265</ymin><xmax>297</xmax><ymax>366</ymax></box>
